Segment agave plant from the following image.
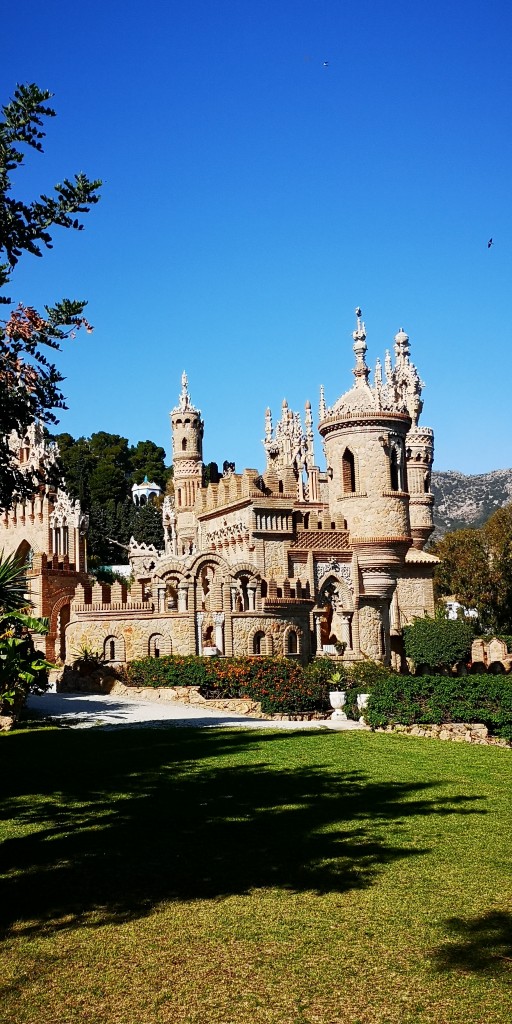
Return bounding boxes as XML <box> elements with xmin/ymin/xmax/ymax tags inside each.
<box><xmin>328</xmin><ymin>670</ymin><xmax>345</xmax><ymax>691</ymax></box>
<box><xmin>0</xmin><ymin>550</ymin><xmax>30</xmax><ymax>612</ymax></box>
<box><xmin>0</xmin><ymin>553</ymin><xmax>51</xmax><ymax>723</ymax></box>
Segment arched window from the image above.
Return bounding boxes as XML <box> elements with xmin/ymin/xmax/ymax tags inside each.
<box><xmin>182</xmin><ymin>437</ymin><xmax>187</xmax><ymax>451</ymax></box>
<box><xmin>16</xmin><ymin>540</ymin><xmax>33</xmax><ymax>568</ymax></box>
<box><xmin>342</xmin><ymin>448</ymin><xmax>356</xmax><ymax>493</ymax></box>
<box><xmin>253</xmin><ymin>631</ymin><xmax>265</xmax><ymax>655</ymax></box>
<box><xmin>278</xmin><ymin>480</ymin><xmax>284</xmax><ymax>494</ymax></box>
<box><xmin>424</xmin><ymin>471</ymin><xmax>431</xmax><ymax>493</ymax></box>
<box><xmin>287</xmin><ymin>630</ymin><xmax>298</xmax><ymax>654</ymax></box>
<box><xmin>104</xmin><ymin>635</ymin><xmax>126</xmax><ymax>662</ymax></box>
<box><xmin>390</xmin><ymin>446</ymin><xmax>402</xmax><ymax>491</ymax></box>
<box><xmin>149</xmin><ymin>633</ymin><xmax>171</xmax><ymax>657</ymax></box>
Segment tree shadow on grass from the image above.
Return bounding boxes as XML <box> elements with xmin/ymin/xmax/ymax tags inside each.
<box><xmin>432</xmin><ymin>911</ymin><xmax>512</xmax><ymax>974</ymax></box>
<box><xmin>0</xmin><ymin>727</ymin><xmax>486</xmax><ymax>936</ymax></box>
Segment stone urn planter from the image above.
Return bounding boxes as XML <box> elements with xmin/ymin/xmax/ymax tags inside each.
<box><xmin>202</xmin><ymin>646</ymin><xmax>218</xmax><ymax>657</ymax></box>
<box><xmin>329</xmin><ymin>690</ymin><xmax>347</xmax><ymax>721</ymax></box>
<box><xmin>356</xmin><ymin>692</ymin><xmax>369</xmax><ymax>722</ymax></box>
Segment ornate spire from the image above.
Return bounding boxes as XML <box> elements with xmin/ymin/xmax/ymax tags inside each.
<box><xmin>319</xmin><ymin>384</ymin><xmax>326</xmax><ymax>421</ymax></box>
<box><xmin>265</xmin><ymin>407</ymin><xmax>272</xmax><ymax>442</ymax></box>
<box><xmin>352</xmin><ymin>306</ymin><xmax>369</xmax><ymax>384</ymax></box>
<box><xmin>394</xmin><ymin>327</ymin><xmax>410</xmax><ymax>363</ymax></box>
<box><xmin>305</xmin><ymin>399</ymin><xmax>315</xmax><ymax>466</ymax></box>
<box><xmin>179</xmin><ymin>370</ymin><xmax>191</xmax><ymax>411</ymax></box>
<box><xmin>172</xmin><ymin>370</ymin><xmax>200</xmax><ymax>416</ymax></box>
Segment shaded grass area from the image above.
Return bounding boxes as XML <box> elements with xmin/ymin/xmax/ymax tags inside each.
<box><xmin>1</xmin><ymin>727</ymin><xmax>511</xmax><ymax>1024</ymax></box>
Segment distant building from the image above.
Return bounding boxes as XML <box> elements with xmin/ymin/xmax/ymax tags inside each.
<box><xmin>1</xmin><ymin>310</ymin><xmax>438</xmax><ymax>668</ymax></box>
<box><xmin>131</xmin><ymin>476</ymin><xmax>161</xmax><ymax>505</ymax></box>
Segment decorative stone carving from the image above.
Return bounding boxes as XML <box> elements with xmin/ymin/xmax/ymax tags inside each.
<box><xmin>315</xmin><ymin>561</ymin><xmax>353</xmax><ymax>591</ymax></box>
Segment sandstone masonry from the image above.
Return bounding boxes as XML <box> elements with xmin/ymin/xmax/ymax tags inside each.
<box><xmin>1</xmin><ymin>310</ymin><xmax>438</xmax><ymax>669</ymax></box>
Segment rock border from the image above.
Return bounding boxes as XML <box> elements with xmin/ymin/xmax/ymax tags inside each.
<box><xmin>375</xmin><ymin>722</ymin><xmax>510</xmax><ymax>747</ymax></box>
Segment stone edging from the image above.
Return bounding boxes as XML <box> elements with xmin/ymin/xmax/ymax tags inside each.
<box><xmin>374</xmin><ymin>722</ymin><xmax>510</xmax><ymax>747</ymax></box>
<box><xmin>107</xmin><ymin>681</ymin><xmax>328</xmax><ymax>722</ymax></box>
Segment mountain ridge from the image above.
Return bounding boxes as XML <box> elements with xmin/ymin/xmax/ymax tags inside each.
<box><xmin>431</xmin><ymin>468</ymin><xmax>512</xmax><ymax>538</ymax></box>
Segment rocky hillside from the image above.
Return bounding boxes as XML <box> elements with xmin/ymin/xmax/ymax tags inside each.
<box><xmin>431</xmin><ymin>469</ymin><xmax>512</xmax><ymax>538</ymax></box>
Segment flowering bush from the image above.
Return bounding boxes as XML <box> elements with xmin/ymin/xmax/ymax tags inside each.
<box><xmin>125</xmin><ymin>655</ymin><xmax>331</xmax><ymax>715</ymax></box>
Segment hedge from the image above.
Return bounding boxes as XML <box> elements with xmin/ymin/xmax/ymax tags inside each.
<box><xmin>366</xmin><ymin>674</ymin><xmax>512</xmax><ymax>741</ymax></box>
<box><xmin>403</xmin><ymin>616</ymin><xmax>474</xmax><ymax>670</ymax></box>
<box><xmin>125</xmin><ymin>656</ymin><xmax>332</xmax><ymax>715</ymax></box>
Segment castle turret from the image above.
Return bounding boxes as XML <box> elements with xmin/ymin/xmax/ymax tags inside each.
<box><xmin>318</xmin><ymin>311</ymin><xmax>412</xmax><ymax>601</ymax></box>
<box><xmin>170</xmin><ymin>372</ymin><xmax>204</xmax><ymax>554</ymax></box>
<box><xmin>391</xmin><ymin>326</ymin><xmax>435</xmax><ymax>549</ymax></box>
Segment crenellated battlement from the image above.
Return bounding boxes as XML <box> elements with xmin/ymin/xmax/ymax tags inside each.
<box><xmin>195</xmin><ymin>469</ymin><xmax>260</xmax><ymax>514</ymax></box>
<box><xmin>71</xmin><ymin>580</ymin><xmax>154</xmax><ymax>616</ymax></box>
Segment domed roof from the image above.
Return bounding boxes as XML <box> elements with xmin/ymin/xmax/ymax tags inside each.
<box><xmin>332</xmin><ymin>380</ymin><xmax>378</xmax><ymax>415</ymax></box>
<box><xmin>319</xmin><ymin>310</ymin><xmax>418</xmax><ymax>423</ymax></box>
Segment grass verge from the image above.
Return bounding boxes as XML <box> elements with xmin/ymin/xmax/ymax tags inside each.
<box><xmin>1</xmin><ymin>726</ymin><xmax>511</xmax><ymax>1024</ymax></box>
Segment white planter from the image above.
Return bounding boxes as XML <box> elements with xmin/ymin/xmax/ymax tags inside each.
<box><xmin>329</xmin><ymin>690</ymin><xmax>347</xmax><ymax>721</ymax></box>
<box><xmin>357</xmin><ymin>692</ymin><xmax>369</xmax><ymax>723</ymax></box>
<box><xmin>202</xmin><ymin>646</ymin><xmax>218</xmax><ymax>657</ymax></box>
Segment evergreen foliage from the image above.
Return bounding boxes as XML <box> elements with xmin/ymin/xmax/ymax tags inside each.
<box><xmin>403</xmin><ymin>616</ymin><xmax>474</xmax><ymax>671</ymax></box>
<box><xmin>433</xmin><ymin>503</ymin><xmax>512</xmax><ymax>631</ymax></box>
<box><xmin>0</xmin><ymin>553</ymin><xmax>51</xmax><ymax>717</ymax></box>
<box><xmin>0</xmin><ymin>83</ymin><xmax>101</xmax><ymax>511</ymax></box>
<box><xmin>365</xmin><ymin>674</ymin><xmax>512</xmax><ymax>741</ymax></box>
<box><xmin>54</xmin><ymin>430</ymin><xmax>170</xmax><ymax>561</ymax></box>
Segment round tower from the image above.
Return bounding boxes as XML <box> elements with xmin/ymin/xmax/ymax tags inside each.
<box><xmin>406</xmin><ymin>426</ymin><xmax>435</xmax><ymax>548</ymax></box>
<box><xmin>169</xmin><ymin>372</ymin><xmax>204</xmax><ymax>556</ymax></box>
<box><xmin>318</xmin><ymin>311</ymin><xmax>412</xmax><ymax>600</ymax></box>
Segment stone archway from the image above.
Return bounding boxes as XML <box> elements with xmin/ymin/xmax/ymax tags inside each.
<box><xmin>316</xmin><ymin>575</ymin><xmax>354</xmax><ymax>653</ymax></box>
<box><xmin>48</xmin><ymin>593</ymin><xmax>73</xmax><ymax>662</ymax></box>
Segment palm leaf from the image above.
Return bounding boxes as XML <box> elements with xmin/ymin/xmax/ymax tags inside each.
<box><xmin>0</xmin><ymin>612</ymin><xmax>49</xmax><ymax>634</ymax></box>
<box><xmin>0</xmin><ymin>551</ymin><xmax>30</xmax><ymax>612</ymax></box>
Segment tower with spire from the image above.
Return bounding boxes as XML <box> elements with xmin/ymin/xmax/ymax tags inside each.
<box><xmin>170</xmin><ymin>372</ymin><xmax>204</xmax><ymax>554</ymax></box>
<box><xmin>316</xmin><ymin>308</ymin><xmax>436</xmax><ymax>663</ymax></box>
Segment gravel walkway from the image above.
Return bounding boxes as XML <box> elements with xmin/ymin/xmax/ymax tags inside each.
<box><xmin>27</xmin><ymin>691</ymin><xmax>368</xmax><ymax>731</ymax></box>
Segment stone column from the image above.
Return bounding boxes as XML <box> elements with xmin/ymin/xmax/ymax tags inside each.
<box><xmin>340</xmin><ymin>613</ymin><xmax>352</xmax><ymax>651</ymax></box>
<box><xmin>157</xmin><ymin>586</ymin><xmax>166</xmax><ymax>613</ymax></box>
<box><xmin>214</xmin><ymin>612</ymin><xmax>225</xmax><ymax>654</ymax></box>
<box><xmin>248</xmin><ymin>584</ymin><xmax>256</xmax><ymax>611</ymax></box>
<box><xmin>196</xmin><ymin>612</ymin><xmax>205</xmax><ymax>656</ymax></box>
<box><xmin>313</xmin><ymin>611</ymin><xmax>323</xmax><ymax>655</ymax></box>
<box><xmin>230</xmin><ymin>585</ymin><xmax>238</xmax><ymax>612</ymax></box>
<box><xmin>178</xmin><ymin>584</ymin><xmax>188</xmax><ymax>612</ymax></box>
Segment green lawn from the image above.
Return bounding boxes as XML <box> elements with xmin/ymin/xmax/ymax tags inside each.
<box><xmin>1</xmin><ymin>724</ymin><xmax>511</xmax><ymax>1024</ymax></box>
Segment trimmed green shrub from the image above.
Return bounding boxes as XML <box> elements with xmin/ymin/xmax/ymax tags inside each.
<box><xmin>403</xmin><ymin>616</ymin><xmax>474</xmax><ymax>670</ymax></box>
<box><xmin>366</xmin><ymin>674</ymin><xmax>512</xmax><ymax>741</ymax></box>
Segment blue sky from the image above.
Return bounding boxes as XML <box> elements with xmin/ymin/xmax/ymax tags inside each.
<box><xmin>4</xmin><ymin>0</ymin><xmax>512</xmax><ymax>474</ymax></box>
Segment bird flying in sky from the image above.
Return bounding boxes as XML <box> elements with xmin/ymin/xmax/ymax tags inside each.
<box><xmin>488</xmin><ymin>238</ymin><xmax>494</xmax><ymax>248</ymax></box>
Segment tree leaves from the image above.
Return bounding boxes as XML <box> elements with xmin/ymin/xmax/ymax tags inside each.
<box><xmin>433</xmin><ymin>504</ymin><xmax>512</xmax><ymax>631</ymax></box>
<box><xmin>0</xmin><ymin>82</ymin><xmax>101</xmax><ymax>511</ymax></box>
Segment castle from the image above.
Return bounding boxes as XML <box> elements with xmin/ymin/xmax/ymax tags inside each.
<box><xmin>1</xmin><ymin>311</ymin><xmax>437</xmax><ymax>669</ymax></box>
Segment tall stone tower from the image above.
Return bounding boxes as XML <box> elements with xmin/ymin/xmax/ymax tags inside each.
<box><xmin>170</xmin><ymin>372</ymin><xmax>204</xmax><ymax>554</ymax></box>
<box><xmin>317</xmin><ymin>310</ymin><xmax>434</xmax><ymax>661</ymax></box>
